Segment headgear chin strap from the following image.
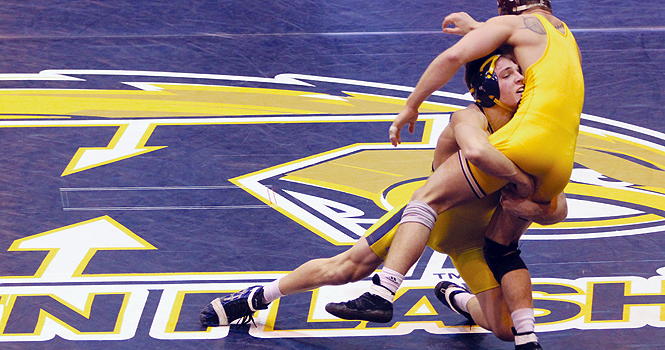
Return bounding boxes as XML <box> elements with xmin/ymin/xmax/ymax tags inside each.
<box><xmin>493</xmin><ymin>98</ymin><xmax>515</xmax><ymax>112</ymax></box>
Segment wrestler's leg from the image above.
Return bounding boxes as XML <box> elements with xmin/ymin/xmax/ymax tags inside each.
<box><xmin>441</xmin><ymin>248</ymin><xmax>513</xmax><ymax>341</ymax></box>
<box><xmin>435</xmin><ymin>281</ymin><xmax>512</xmax><ymax>341</ymax></box>
<box><xmin>382</xmin><ymin>154</ymin><xmax>479</xmax><ymax>277</ymax></box>
<box><xmin>484</xmin><ymin>205</ymin><xmax>538</xmax><ymax>345</ymax></box>
<box><xmin>472</xmin><ymin>287</ymin><xmax>514</xmax><ymax>341</ymax></box>
<box><xmin>484</xmin><ymin>206</ymin><xmax>533</xmax><ymax>312</ymax></box>
<box><xmin>200</xmin><ymin>237</ymin><xmax>384</xmax><ymax>327</ymax></box>
<box><xmin>432</xmin><ymin>129</ymin><xmax>452</xmax><ymax>170</ymax></box>
<box><xmin>277</xmin><ymin>237</ymin><xmax>384</xmax><ymax>295</ymax></box>
<box><xmin>325</xmin><ymin>155</ymin><xmax>496</xmax><ymax>322</ymax></box>
<box><xmin>415</xmin><ymin>152</ymin><xmax>480</xmax><ymax>214</ymax></box>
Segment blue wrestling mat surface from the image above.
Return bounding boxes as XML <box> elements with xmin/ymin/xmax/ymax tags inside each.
<box><xmin>0</xmin><ymin>1</ymin><xmax>664</xmax><ymax>349</ymax></box>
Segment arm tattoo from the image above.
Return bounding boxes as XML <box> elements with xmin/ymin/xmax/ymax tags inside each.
<box><xmin>523</xmin><ymin>17</ymin><xmax>546</xmax><ymax>35</ymax></box>
<box><xmin>554</xmin><ymin>22</ymin><xmax>566</xmax><ymax>33</ymax></box>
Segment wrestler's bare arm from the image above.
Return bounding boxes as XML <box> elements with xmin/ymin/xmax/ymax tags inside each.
<box><xmin>450</xmin><ymin>108</ymin><xmax>532</xmax><ymax>196</ymax></box>
<box><xmin>390</xmin><ymin>23</ymin><xmax>514</xmax><ymax>146</ymax></box>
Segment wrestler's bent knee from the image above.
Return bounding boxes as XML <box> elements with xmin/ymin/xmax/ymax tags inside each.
<box><xmin>483</xmin><ymin>238</ymin><xmax>527</xmax><ymax>284</ymax></box>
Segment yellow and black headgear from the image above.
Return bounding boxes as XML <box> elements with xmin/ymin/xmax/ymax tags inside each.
<box><xmin>468</xmin><ymin>54</ymin><xmax>502</xmax><ymax>108</ymax></box>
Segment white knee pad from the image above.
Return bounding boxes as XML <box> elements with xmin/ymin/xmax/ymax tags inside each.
<box><xmin>399</xmin><ymin>200</ymin><xmax>437</xmax><ymax>230</ymax></box>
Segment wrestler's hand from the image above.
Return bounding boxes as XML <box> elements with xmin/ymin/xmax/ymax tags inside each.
<box><xmin>389</xmin><ymin>105</ymin><xmax>419</xmax><ymax>146</ymax></box>
<box><xmin>507</xmin><ymin>169</ymin><xmax>534</xmax><ymax>198</ymax></box>
<box><xmin>442</xmin><ymin>12</ymin><xmax>482</xmax><ymax>36</ymax></box>
<box><xmin>501</xmin><ymin>189</ymin><xmax>567</xmax><ymax>225</ymax></box>
<box><xmin>500</xmin><ymin>187</ymin><xmax>542</xmax><ymax>222</ymax></box>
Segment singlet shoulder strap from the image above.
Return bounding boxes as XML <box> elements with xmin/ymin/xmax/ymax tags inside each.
<box><xmin>475</xmin><ymin>102</ymin><xmax>494</xmax><ymax>134</ymax></box>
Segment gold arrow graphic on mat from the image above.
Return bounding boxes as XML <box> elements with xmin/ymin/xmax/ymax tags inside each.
<box><xmin>62</xmin><ymin>121</ymin><xmax>165</xmax><ymax>176</ymax></box>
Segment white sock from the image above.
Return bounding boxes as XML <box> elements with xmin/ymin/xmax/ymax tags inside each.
<box><xmin>262</xmin><ymin>279</ymin><xmax>285</xmax><ymax>304</ymax></box>
<box><xmin>512</xmin><ymin>308</ymin><xmax>537</xmax><ymax>345</ymax></box>
<box><xmin>369</xmin><ymin>267</ymin><xmax>404</xmax><ymax>302</ymax></box>
<box><xmin>454</xmin><ymin>292</ymin><xmax>474</xmax><ymax>314</ymax></box>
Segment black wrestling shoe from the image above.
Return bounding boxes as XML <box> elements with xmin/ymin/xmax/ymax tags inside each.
<box><xmin>515</xmin><ymin>341</ymin><xmax>543</xmax><ymax>350</ymax></box>
<box><xmin>434</xmin><ymin>281</ymin><xmax>475</xmax><ymax>324</ymax></box>
<box><xmin>200</xmin><ymin>285</ymin><xmax>269</xmax><ymax>327</ymax></box>
<box><xmin>325</xmin><ymin>292</ymin><xmax>393</xmax><ymax>323</ymax></box>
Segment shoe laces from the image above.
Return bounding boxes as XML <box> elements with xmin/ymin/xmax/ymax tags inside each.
<box><xmin>234</xmin><ymin>314</ymin><xmax>257</xmax><ymax>327</ymax></box>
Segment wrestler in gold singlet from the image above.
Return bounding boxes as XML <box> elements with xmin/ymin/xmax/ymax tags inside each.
<box><xmin>368</xmin><ymin>105</ymin><xmax>504</xmax><ymax>293</ymax></box>
<box><xmin>465</xmin><ymin>13</ymin><xmax>584</xmax><ymax>203</ymax></box>
<box><xmin>368</xmin><ymin>15</ymin><xmax>584</xmax><ymax>294</ymax></box>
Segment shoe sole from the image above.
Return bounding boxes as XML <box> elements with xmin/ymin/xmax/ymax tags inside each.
<box><xmin>325</xmin><ymin>303</ymin><xmax>392</xmax><ymax>323</ymax></box>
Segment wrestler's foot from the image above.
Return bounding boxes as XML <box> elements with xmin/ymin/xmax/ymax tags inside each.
<box><xmin>513</xmin><ymin>329</ymin><xmax>542</xmax><ymax>350</ymax></box>
<box><xmin>325</xmin><ymin>292</ymin><xmax>393</xmax><ymax>323</ymax></box>
<box><xmin>515</xmin><ymin>341</ymin><xmax>543</xmax><ymax>350</ymax></box>
<box><xmin>200</xmin><ymin>285</ymin><xmax>269</xmax><ymax>327</ymax></box>
<box><xmin>434</xmin><ymin>281</ymin><xmax>475</xmax><ymax>324</ymax></box>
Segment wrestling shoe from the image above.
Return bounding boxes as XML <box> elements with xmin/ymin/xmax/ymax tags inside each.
<box><xmin>434</xmin><ymin>281</ymin><xmax>475</xmax><ymax>324</ymax></box>
<box><xmin>199</xmin><ymin>285</ymin><xmax>269</xmax><ymax>327</ymax></box>
<box><xmin>515</xmin><ymin>341</ymin><xmax>543</xmax><ymax>350</ymax></box>
<box><xmin>325</xmin><ymin>292</ymin><xmax>393</xmax><ymax>323</ymax></box>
